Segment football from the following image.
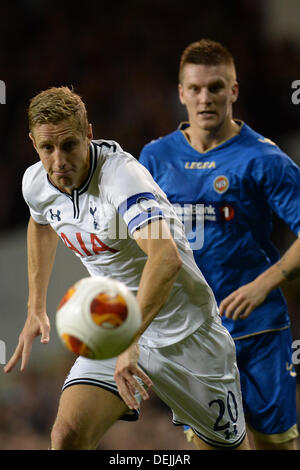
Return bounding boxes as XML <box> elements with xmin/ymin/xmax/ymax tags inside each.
<box><xmin>56</xmin><ymin>276</ymin><xmax>142</xmax><ymax>360</ymax></box>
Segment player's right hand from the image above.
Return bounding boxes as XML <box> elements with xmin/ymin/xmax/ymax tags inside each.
<box><xmin>114</xmin><ymin>343</ymin><xmax>152</xmax><ymax>410</ymax></box>
<box><xmin>4</xmin><ymin>312</ymin><xmax>50</xmax><ymax>373</ymax></box>
<box><xmin>219</xmin><ymin>279</ymin><xmax>268</xmax><ymax>320</ymax></box>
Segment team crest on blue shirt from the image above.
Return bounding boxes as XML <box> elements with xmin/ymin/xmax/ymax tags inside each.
<box><xmin>213</xmin><ymin>175</ymin><xmax>229</xmax><ymax>194</ymax></box>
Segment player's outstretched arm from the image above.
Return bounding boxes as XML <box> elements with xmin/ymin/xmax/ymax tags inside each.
<box><xmin>114</xmin><ymin>219</ymin><xmax>182</xmax><ymax>409</ymax></box>
<box><xmin>133</xmin><ymin>219</ymin><xmax>183</xmax><ymax>334</ymax></box>
<box><xmin>219</xmin><ymin>236</ymin><xmax>300</xmax><ymax>320</ymax></box>
<box><xmin>4</xmin><ymin>217</ymin><xmax>58</xmax><ymax>373</ymax></box>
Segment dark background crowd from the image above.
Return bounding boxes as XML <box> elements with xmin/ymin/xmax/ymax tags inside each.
<box><xmin>1</xmin><ymin>0</ymin><xmax>300</xmax><ymax>233</ymax></box>
<box><xmin>0</xmin><ymin>0</ymin><xmax>300</xmax><ymax>450</ymax></box>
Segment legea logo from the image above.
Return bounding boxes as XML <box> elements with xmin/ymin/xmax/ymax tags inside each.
<box><xmin>0</xmin><ymin>80</ymin><xmax>6</xmax><ymax>104</ymax></box>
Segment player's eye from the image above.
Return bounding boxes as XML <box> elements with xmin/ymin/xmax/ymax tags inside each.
<box><xmin>63</xmin><ymin>141</ymin><xmax>76</xmax><ymax>152</ymax></box>
<box><xmin>41</xmin><ymin>144</ymin><xmax>53</xmax><ymax>151</ymax></box>
<box><xmin>209</xmin><ymin>82</ymin><xmax>224</xmax><ymax>93</ymax></box>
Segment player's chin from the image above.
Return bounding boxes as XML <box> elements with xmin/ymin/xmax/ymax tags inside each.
<box><xmin>55</xmin><ymin>176</ymin><xmax>75</xmax><ymax>192</ymax></box>
<box><xmin>197</xmin><ymin>114</ymin><xmax>218</xmax><ymax>129</ymax></box>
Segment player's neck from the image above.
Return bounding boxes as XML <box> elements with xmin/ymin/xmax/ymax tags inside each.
<box><xmin>185</xmin><ymin>120</ymin><xmax>240</xmax><ymax>153</ymax></box>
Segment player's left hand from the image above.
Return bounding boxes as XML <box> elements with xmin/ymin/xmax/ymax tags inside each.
<box><xmin>4</xmin><ymin>311</ymin><xmax>50</xmax><ymax>373</ymax></box>
<box><xmin>219</xmin><ymin>279</ymin><xmax>268</xmax><ymax>320</ymax></box>
<box><xmin>114</xmin><ymin>343</ymin><xmax>152</xmax><ymax>411</ymax></box>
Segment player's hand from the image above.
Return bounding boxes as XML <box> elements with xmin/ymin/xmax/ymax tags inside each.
<box><xmin>114</xmin><ymin>343</ymin><xmax>152</xmax><ymax>411</ymax></box>
<box><xmin>219</xmin><ymin>280</ymin><xmax>268</xmax><ymax>320</ymax></box>
<box><xmin>4</xmin><ymin>312</ymin><xmax>50</xmax><ymax>373</ymax></box>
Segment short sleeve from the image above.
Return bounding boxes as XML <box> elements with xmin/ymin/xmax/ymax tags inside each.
<box><xmin>102</xmin><ymin>155</ymin><xmax>165</xmax><ymax>235</ymax></box>
<box><xmin>254</xmin><ymin>149</ymin><xmax>300</xmax><ymax>236</ymax></box>
<box><xmin>22</xmin><ymin>166</ymin><xmax>49</xmax><ymax>225</ymax></box>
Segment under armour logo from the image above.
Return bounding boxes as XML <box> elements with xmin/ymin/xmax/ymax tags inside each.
<box><xmin>90</xmin><ymin>206</ymin><xmax>98</xmax><ymax>230</ymax></box>
<box><xmin>50</xmin><ymin>209</ymin><xmax>61</xmax><ymax>221</ymax></box>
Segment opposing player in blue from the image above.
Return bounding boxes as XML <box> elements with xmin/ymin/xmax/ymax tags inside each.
<box><xmin>139</xmin><ymin>39</ymin><xmax>300</xmax><ymax>450</ymax></box>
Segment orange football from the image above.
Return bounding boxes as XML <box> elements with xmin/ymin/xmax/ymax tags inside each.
<box><xmin>62</xmin><ymin>333</ymin><xmax>94</xmax><ymax>358</ymax></box>
<box><xmin>90</xmin><ymin>293</ymin><xmax>128</xmax><ymax>329</ymax></box>
<box><xmin>58</xmin><ymin>286</ymin><xmax>76</xmax><ymax>309</ymax></box>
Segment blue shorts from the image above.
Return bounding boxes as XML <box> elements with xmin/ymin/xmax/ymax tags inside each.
<box><xmin>234</xmin><ymin>328</ymin><xmax>298</xmax><ymax>439</ymax></box>
<box><xmin>185</xmin><ymin>327</ymin><xmax>298</xmax><ymax>443</ymax></box>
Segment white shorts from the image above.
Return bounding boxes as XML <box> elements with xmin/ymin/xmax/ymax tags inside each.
<box><xmin>63</xmin><ymin>316</ymin><xmax>246</xmax><ymax>448</ymax></box>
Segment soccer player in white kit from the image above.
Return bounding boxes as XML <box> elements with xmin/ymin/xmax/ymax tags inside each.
<box><xmin>4</xmin><ymin>87</ymin><xmax>250</xmax><ymax>450</ymax></box>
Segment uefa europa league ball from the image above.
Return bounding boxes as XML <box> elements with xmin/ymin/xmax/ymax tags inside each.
<box><xmin>56</xmin><ymin>276</ymin><xmax>142</xmax><ymax>360</ymax></box>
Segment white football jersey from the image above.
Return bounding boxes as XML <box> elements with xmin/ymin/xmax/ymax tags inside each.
<box><xmin>22</xmin><ymin>139</ymin><xmax>218</xmax><ymax>347</ymax></box>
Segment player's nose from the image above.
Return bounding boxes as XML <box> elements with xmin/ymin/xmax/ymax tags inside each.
<box><xmin>199</xmin><ymin>87</ymin><xmax>212</xmax><ymax>104</ymax></box>
<box><xmin>53</xmin><ymin>148</ymin><xmax>67</xmax><ymax>168</ymax></box>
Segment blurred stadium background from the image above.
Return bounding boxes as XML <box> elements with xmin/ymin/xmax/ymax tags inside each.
<box><xmin>0</xmin><ymin>0</ymin><xmax>300</xmax><ymax>449</ymax></box>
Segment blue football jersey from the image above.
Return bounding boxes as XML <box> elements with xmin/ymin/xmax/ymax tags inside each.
<box><xmin>139</xmin><ymin>121</ymin><xmax>300</xmax><ymax>338</ymax></box>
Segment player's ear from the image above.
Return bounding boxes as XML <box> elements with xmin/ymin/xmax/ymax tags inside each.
<box><xmin>231</xmin><ymin>81</ymin><xmax>239</xmax><ymax>104</ymax></box>
<box><xmin>29</xmin><ymin>132</ymin><xmax>37</xmax><ymax>151</ymax></box>
<box><xmin>178</xmin><ymin>83</ymin><xmax>185</xmax><ymax>105</ymax></box>
<box><xmin>87</xmin><ymin>123</ymin><xmax>93</xmax><ymax>142</ymax></box>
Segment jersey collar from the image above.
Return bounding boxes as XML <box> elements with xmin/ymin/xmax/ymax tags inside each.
<box><xmin>178</xmin><ymin>120</ymin><xmax>244</xmax><ymax>154</ymax></box>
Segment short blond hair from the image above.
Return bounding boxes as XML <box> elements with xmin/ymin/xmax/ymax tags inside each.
<box><xmin>28</xmin><ymin>86</ymin><xmax>89</xmax><ymax>135</ymax></box>
<box><xmin>179</xmin><ymin>39</ymin><xmax>236</xmax><ymax>83</ymax></box>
